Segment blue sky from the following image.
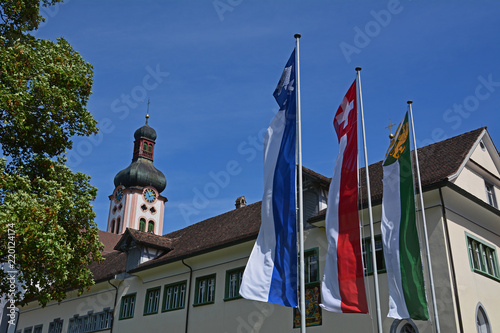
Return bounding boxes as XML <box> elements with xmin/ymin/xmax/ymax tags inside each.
<box><xmin>34</xmin><ymin>0</ymin><xmax>500</xmax><ymax>234</ymax></box>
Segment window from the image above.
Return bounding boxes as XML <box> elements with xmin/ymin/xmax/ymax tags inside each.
<box><xmin>390</xmin><ymin>319</ymin><xmax>418</xmax><ymax>333</ymax></box>
<box><xmin>194</xmin><ymin>274</ymin><xmax>216</xmax><ymax>306</ymax></box>
<box><xmin>119</xmin><ymin>293</ymin><xmax>136</xmax><ymax>320</ymax></box>
<box><xmin>144</xmin><ymin>287</ymin><xmax>161</xmax><ymax>315</ymax></box>
<box><xmin>163</xmin><ymin>281</ymin><xmax>187</xmax><ymax>311</ymax></box>
<box><xmin>305</xmin><ymin>248</ymin><xmax>319</xmax><ymax>284</ymax></box>
<box><xmin>48</xmin><ymin>319</ymin><xmax>63</xmax><ymax>333</ymax></box>
<box><xmin>294</xmin><ymin>248</ymin><xmax>322</xmax><ymax>328</ymax></box>
<box><xmin>148</xmin><ymin>143</ymin><xmax>153</xmax><ymax>152</ymax></box>
<box><xmin>33</xmin><ymin>326</ymin><xmax>42</xmax><ymax>333</ymax></box>
<box><xmin>115</xmin><ymin>217</ymin><xmax>121</xmax><ymax>234</ymax></box>
<box><xmin>148</xmin><ymin>221</ymin><xmax>155</xmax><ymax>233</ymax></box>
<box><xmin>110</xmin><ymin>219</ymin><xmax>115</xmax><ymax>234</ymax></box>
<box><xmin>139</xmin><ymin>218</ymin><xmax>146</xmax><ymax>232</ymax></box>
<box><xmin>23</xmin><ymin>328</ymin><xmax>32</xmax><ymax>333</ymax></box>
<box><xmin>225</xmin><ymin>267</ymin><xmax>244</xmax><ymax>300</ymax></box>
<box><xmin>363</xmin><ymin>235</ymin><xmax>386</xmax><ymax>274</ymax></box>
<box><xmin>485</xmin><ymin>181</ymin><xmax>498</xmax><ymax>209</ymax></box>
<box><xmin>476</xmin><ymin>304</ymin><xmax>491</xmax><ymax>333</ymax></box>
<box><xmin>143</xmin><ymin>142</ymin><xmax>148</xmax><ymax>150</ymax></box>
<box><xmin>467</xmin><ymin>234</ymin><xmax>499</xmax><ymax>279</ymax></box>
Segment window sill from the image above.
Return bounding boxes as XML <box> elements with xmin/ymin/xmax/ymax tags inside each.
<box><xmin>193</xmin><ymin>301</ymin><xmax>215</xmax><ymax>307</ymax></box>
<box><xmin>162</xmin><ymin>306</ymin><xmax>185</xmax><ymax>313</ymax></box>
<box><xmin>143</xmin><ymin>311</ymin><xmax>158</xmax><ymax>316</ymax></box>
<box><xmin>472</xmin><ymin>268</ymin><xmax>500</xmax><ymax>282</ymax></box>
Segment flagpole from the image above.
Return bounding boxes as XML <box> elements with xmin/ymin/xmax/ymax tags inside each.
<box><xmin>407</xmin><ymin>101</ymin><xmax>441</xmax><ymax>333</ymax></box>
<box><xmin>295</xmin><ymin>33</ymin><xmax>306</xmax><ymax>333</ymax></box>
<box><xmin>356</xmin><ymin>67</ymin><xmax>383</xmax><ymax>333</ymax></box>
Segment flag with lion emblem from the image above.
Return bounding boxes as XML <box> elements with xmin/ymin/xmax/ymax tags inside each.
<box><xmin>381</xmin><ymin>111</ymin><xmax>429</xmax><ymax>320</ymax></box>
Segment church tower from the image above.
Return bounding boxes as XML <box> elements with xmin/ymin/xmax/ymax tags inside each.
<box><xmin>106</xmin><ymin>114</ymin><xmax>167</xmax><ymax>235</ymax></box>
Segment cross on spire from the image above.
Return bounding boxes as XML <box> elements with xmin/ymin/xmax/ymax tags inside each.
<box><xmin>385</xmin><ymin>119</ymin><xmax>396</xmax><ymax>139</ymax></box>
<box><xmin>145</xmin><ymin>99</ymin><xmax>150</xmax><ymax>125</ymax></box>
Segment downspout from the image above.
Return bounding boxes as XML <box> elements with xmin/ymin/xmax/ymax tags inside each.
<box><xmin>108</xmin><ymin>278</ymin><xmax>122</xmax><ymax>333</ymax></box>
<box><xmin>181</xmin><ymin>259</ymin><xmax>193</xmax><ymax>333</ymax></box>
<box><xmin>439</xmin><ymin>187</ymin><xmax>464</xmax><ymax>333</ymax></box>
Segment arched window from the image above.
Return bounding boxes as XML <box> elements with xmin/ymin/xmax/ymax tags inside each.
<box><xmin>110</xmin><ymin>219</ymin><xmax>115</xmax><ymax>234</ymax></box>
<box><xmin>116</xmin><ymin>217</ymin><xmax>121</xmax><ymax>234</ymax></box>
<box><xmin>143</xmin><ymin>142</ymin><xmax>148</xmax><ymax>151</ymax></box>
<box><xmin>148</xmin><ymin>143</ymin><xmax>153</xmax><ymax>152</ymax></box>
<box><xmin>148</xmin><ymin>221</ymin><xmax>155</xmax><ymax>233</ymax></box>
<box><xmin>476</xmin><ymin>304</ymin><xmax>491</xmax><ymax>333</ymax></box>
<box><xmin>390</xmin><ymin>319</ymin><xmax>418</xmax><ymax>333</ymax></box>
<box><xmin>139</xmin><ymin>218</ymin><xmax>146</xmax><ymax>232</ymax></box>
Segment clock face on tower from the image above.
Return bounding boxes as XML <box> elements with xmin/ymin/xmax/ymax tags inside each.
<box><xmin>115</xmin><ymin>186</ymin><xmax>124</xmax><ymax>202</ymax></box>
<box><xmin>143</xmin><ymin>188</ymin><xmax>157</xmax><ymax>203</ymax></box>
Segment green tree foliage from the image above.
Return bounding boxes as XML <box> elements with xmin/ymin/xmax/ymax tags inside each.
<box><xmin>0</xmin><ymin>0</ymin><xmax>103</xmax><ymax>306</ymax></box>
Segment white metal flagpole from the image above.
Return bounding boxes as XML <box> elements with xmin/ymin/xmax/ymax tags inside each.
<box><xmin>294</xmin><ymin>33</ymin><xmax>306</xmax><ymax>333</ymax></box>
<box><xmin>356</xmin><ymin>67</ymin><xmax>383</xmax><ymax>333</ymax></box>
<box><xmin>407</xmin><ymin>101</ymin><xmax>441</xmax><ymax>333</ymax></box>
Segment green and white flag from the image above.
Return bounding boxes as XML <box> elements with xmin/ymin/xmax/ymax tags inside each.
<box><xmin>381</xmin><ymin>112</ymin><xmax>429</xmax><ymax>320</ymax></box>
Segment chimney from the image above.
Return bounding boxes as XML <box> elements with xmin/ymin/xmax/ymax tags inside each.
<box><xmin>235</xmin><ymin>196</ymin><xmax>247</xmax><ymax>209</ymax></box>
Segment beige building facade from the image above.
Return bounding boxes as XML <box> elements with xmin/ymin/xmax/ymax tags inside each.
<box><xmin>14</xmin><ymin>127</ymin><xmax>500</xmax><ymax>333</ymax></box>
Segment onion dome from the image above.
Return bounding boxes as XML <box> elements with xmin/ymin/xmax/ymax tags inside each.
<box><xmin>134</xmin><ymin>123</ymin><xmax>157</xmax><ymax>141</ymax></box>
<box><xmin>114</xmin><ymin>114</ymin><xmax>166</xmax><ymax>193</ymax></box>
<box><xmin>114</xmin><ymin>159</ymin><xmax>166</xmax><ymax>193</ymax></box>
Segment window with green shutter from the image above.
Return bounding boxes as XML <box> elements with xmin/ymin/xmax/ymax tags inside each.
<box><xmin>144</xmin><ymin>287</ymin><xmax>161</xmax><ymax>315</ymax></box>
<box><xmin>162</xmin><ymin>281</ymin><xmax>187</xmax><ymax>311</ymax></box>
<box><xmin>194</xmin><ymin>274</ymin><xmax>216</xmax><ymax>306</ymax></box>
<box><xmin>224</xmin><ymin>267</ymin><xmax>244</xmax><ymax>301</ymax></box>
<box><xmin>119</xmin><ymin>293</ymin><xmax>136</xmax><ymax>320</ymax></box>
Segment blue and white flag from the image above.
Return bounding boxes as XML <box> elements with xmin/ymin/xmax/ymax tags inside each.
<box><xmin>240</xmin><ymin>50</ymin><xmax>298</xmax><ymax>307</ymax></box>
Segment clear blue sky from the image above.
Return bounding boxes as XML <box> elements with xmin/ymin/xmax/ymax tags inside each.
<box><xmin>35</xmin><ymin>0</ymin><xmax>500</xmax><ymax>234</ymax></box>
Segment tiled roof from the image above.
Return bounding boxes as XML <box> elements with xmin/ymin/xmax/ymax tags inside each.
<box><xmin>114</xmin><ymin>228</ymin><xmax>173</xmax><ymax>252</ymax></box>
<box><xmin>132</xmin><ymin>201</ymin><xmax>262</xmax><ymax>272</ymax></box>
<box><xmin>303</xmin><ymin>166</ymin><xmax>330</xmax><ymax>186</ymax></box>
<box><xmin>358</xmin><ymin>127</ymin><xmax>485</xmax><ymax>205</ymax></box>
<box><xmin>90</xmin><ymin>127</ymin><xmax>485</xmax><ymax>278</ymax></box>
<box><xmin>89</xmin><ymin>250</ymin><xmax>127</xmax><ymax>283</ymax></box>
<box><xmin>310</xmin><ymin>127</ymin><xmax>485</xmax><ymax>221</ymax></box>
<box><xmin>97</xmin><ymin>230</ymin><xmax>122</xmax><ymax>254</ymax></box>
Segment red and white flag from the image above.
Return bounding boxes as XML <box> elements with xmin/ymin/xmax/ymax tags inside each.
<box><xmin>320</xmin><ymin>79</ymin><xmax>368</xmax><ymax>313</ymax></box>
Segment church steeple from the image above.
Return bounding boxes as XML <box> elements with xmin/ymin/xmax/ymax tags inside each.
<box><xmin>113</xmin><ymin>114</ymin><xmax>166</xmax><ymax>193</ymax></box>
<box><xmin>107</xmin><ymin>114</ymin><xmax>167</xmax><ymax>235</ymax></box>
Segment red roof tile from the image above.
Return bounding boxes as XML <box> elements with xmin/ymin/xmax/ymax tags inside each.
<box><xmin>97</xmin><ymin>230</ymin><xmax>122</xmax><ymax>254</ymax></box>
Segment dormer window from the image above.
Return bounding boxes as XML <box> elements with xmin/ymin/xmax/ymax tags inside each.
<box><xmin>485</xmin><ymin>181</ymin><xmax>498</xmax><ymax>209</ymax></box>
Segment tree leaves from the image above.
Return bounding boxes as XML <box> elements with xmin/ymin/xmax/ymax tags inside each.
<box><xmin>0</xmin><ymin>0</ymin><xmax>103</xmax><ymax>307</ymax></box>
<box><xmin>0</xmin><ymin>158</ymin><xmax>104</xmax><ymax>306</ymax></box>
<box><xmin>0</xmin><ymin>35</ymin><xmax>97</xmax><ymax>166</ymax></box>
